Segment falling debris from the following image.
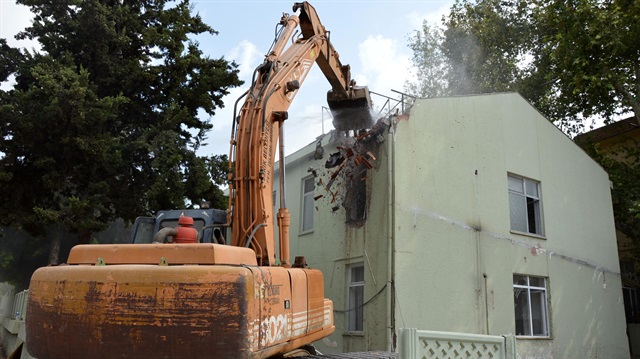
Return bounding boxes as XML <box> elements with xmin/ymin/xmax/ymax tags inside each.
<box><xmin>310</xmin><ymin>112</ymin><xmax>407</xmax><ymax>226</ymax></box>
<box><xmin>324</xmin><ymin>115</ymin><xmax>394</xmax><ymax>187</ymax></box>
<box><xmin>313</xmin><ymin>141</ymin><xmax>324</xmax><ymax>160</ymax></box>
<box><xmin>325</xmin><ymin>152</ymin><xmax>345</xmax><ymax>169</ymax></box>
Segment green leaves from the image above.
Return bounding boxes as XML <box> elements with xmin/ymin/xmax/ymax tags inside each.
<box><xmin>0</xmin><ymin>0</ymin><xmax>241</xmax><ymax>272</ymax></box>
<box><xmin>406</xmin><ymin>0</ymin><xmax>639</xmax><ymax>132</ymax></box>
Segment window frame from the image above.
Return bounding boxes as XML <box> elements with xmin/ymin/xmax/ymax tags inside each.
<box><xmin>508</xmin><ymin>174</ymin><xmax>544</xmax><ymax>237</ymax></box>
<box><xmin>347</xmin><ymin>263</ymin><xmax>365</xmax><ymax>333</ymax></box>
<box><xmin>513</xmin><ymin>274</ymin><xmax>550</xmax><ymax>338</ymax></box>
<box><xmin>300</xmin><ymin>176</ymin><xmax>315</xmax><ymax>234</ymax></box>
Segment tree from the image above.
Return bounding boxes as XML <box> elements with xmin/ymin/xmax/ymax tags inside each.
<box><xmin>577</xmin><ymin>130</ymin><xmax>640</xmax><ymax>283</ymax></box>
<box><xmin>206</xmin><ymin>154</ymin><xmax>231</xmax><ymax>210</ymax></box>
<box><xmin>406</xmin><ymin>0</ymin><xmax>532</xmax><ymax>100</ymax></box>
<box><xmin>0</xmin><ymin>0</ymin><xmax>242</xmax><ymax>270</ymax></box>
<box><xmin>406</xmin><ymin>0</ymin><xmax>640</xmax><ymax>133</ymax></box>
<box><xmin>406</xmin><ymin>24</ymin><xmax>448</xmax><ymax>98</ymax></box>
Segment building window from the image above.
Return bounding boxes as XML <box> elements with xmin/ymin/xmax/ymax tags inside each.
<box><xmin>348</xmin><ymin>263</ymin><xmax>365</xmax><ymax>332</ymax></box>
<box><xmin>301</xmin><ymin>177</ymin><xmax>314</xmax><ymax>232</ymax></box>
<box><xmin>508</xmin><ymin>174</ymin><xmax>543</xmax><ymax>235</ymax></box>
<box><xmin>623</xmin><ymin>286</ymin><xmax>640</xmax><ymax>323</ymax></box>
<box><xmin>513</xmin><ymin>275</ymin><xmax>549</xmax><ymax>337</ymax></box>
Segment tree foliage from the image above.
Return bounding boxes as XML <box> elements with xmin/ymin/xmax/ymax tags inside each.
<box><xmin>406</xmin><ymin>0</ymin><xmax>640</xmax><ymax>133</ymax></box>
<box><xmin>0</xmin><ymin>0</ymin><xmax>241</xmax><ymax>270</ymax></box>
<box><xmin>578</xmin><ymin>135</ymin><xmax>640</xmax><ymax>269</ymax></box>
<box><xmin>207</xmin><ymin>154</ymin><xmax>230</xmax><ymax>210</ymax></box>
<box><xmin>406</xmin><ymin>24</ymin><xmax>448</xmax><ymax>98</ymax></box>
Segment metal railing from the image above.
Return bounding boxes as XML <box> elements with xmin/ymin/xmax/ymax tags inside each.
<box><xmin>319</xmin><ymin>89</ymin><xmax>417</xmax><ymax>133</ymax></box>
<box><xmin>370</xmin><ymin>89</ymin><xmax>417</xmax><ymax>118</ymax></box>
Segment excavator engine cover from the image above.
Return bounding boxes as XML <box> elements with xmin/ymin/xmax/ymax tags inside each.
<box><xmin>327</xmin><ymin>86</ymin><xmax>374</xmax><ymax>131</ymax></box>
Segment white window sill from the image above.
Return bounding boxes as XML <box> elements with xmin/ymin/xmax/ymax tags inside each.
<box><xmin>515</xmin><ymin>335</ymin><xmax>552</xmax><ymax>340</ymax></box>
<box><xmin>510</xmin><ymin>230</ymin><xmax>547</xmax><ymax>240</ymax></box>
<box><xmin>299</xmin><ymin>229</ymin><xmax>314</xmax><ymax>236</ymax></box>
<box><xmin>343</xmin><ymin>331</ymin><xmax>364</xmax><ymax>337</ymax></box>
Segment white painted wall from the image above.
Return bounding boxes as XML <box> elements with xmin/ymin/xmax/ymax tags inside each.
<box><xmin>279</xmin><ymin>93</ymin><xmax>629</xmax><ymax>358</ymax></box>
<box><xmin>275</xmin><ymin>129</ymin><xmax>393</xmax><ymax>353</ymax></box>
<box><xmin>393</xmin><ymin>94</ymin><xmax>628</xmax><ymax>358</ymax></box>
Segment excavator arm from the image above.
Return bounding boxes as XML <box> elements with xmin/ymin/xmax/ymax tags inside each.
<box><xmin>228</xmin><ymin>2</ymin><xmax>372</xmax><ymax>266</ymax></box>
<box><xmin>294</xmin><ymin>2</ymin><xmax>352</xmax><ymax>98</ymax></box>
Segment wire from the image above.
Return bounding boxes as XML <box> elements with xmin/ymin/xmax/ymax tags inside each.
<box><xmin>333</xmin><ymin>283</ymin><xmax>387</xmax><ymax>313</ymax></box>
<box><xmin>266</xmin><ymin>18</ymin><xmax>286</xmax><ymax>57</ymax></box>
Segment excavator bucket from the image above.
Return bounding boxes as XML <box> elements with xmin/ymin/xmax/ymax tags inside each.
<box><xmin>327</xmin><ymin>86</ymin><xmax>374</xmax><ymax>131</ymax></box>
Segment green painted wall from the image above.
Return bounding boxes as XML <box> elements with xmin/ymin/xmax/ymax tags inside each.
<box><xmin>393</xmin><ymin>93</ymin><xmax>628</xmax><ymax>358</ymax></box>
<box><xmin>275</xmin><ymin>130</ymin><xmax>393</xmax><ymax>353</ymax></box>
<box><xmin>280</xmin><ymin>93</ymin><xmax>629</xmax><ymax>358</ymax></box>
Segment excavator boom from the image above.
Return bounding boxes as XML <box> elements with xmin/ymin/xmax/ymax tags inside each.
<box><xmin>228</xmin><ymin>2</ymin><xmax>373</xmax><ymax>267</ymax></box>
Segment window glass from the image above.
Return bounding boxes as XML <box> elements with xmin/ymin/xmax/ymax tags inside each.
<box><xmin>525</xmin><ymin>180</ymin><xmax>539</xmax><ymax>197</ymax></box>
<box><xmin>352</xmin><ymin>265</ymin><xmax>364</xmax><ymax>282</ymax></box>
<box><xmin>508</xmin><ymin>176</ymin><xmax>524</xmax><ymax>193</ymax></box>
<box><xmin>348</xmin><ymin>263</ymin><xmax>365</xmax><ymax>332</ymax></box>
<box><xmin>513</xmin><ymin>275</ymin><xmax>527</xmax><ymax>286</ymax></box>
<box><xmin>509</xmin><ymin>192</ymin><xmax>527</xmax><ymax>232</ymax></box>
<box><xmin>526</xmin><ymin>198</ymin><xmax>541</xmax><ymax>234</ymax></box>
<box><xmin>529</xmin><ymin>277</ymin><xmax>545</xmax><ymax>287</ymax></box>
<box><xmin>514</xmin><ymin>286</ymin><xmax>531</xmax><ymax>336</ymax></box>
<box><xmin>508</xmin><ymin>174</ymin><xmax>543</xmax><ymax>235</ymax></box>
<box><xmin>513</xmin><ymin>274</ymin><xmax>549</xmax><ymax>337</ymax></box>
<box><xmin>132</xmin><ymin>220</ymin><xmax>155</xmax><ymax>244</ymax></box>
<box><xmin>530</xmin><ymin>289</ymin><xmax>548</xmax><ymax>335</ymax></box>
<box><xmin>304</xmin><ymin>177</ymin><xmax>314</xmax><ymax>192</ymax></box>
<box><xmin>301</xmin><ymin>177</ymin><xmax>314</xmax><ymax>232</ymax></box>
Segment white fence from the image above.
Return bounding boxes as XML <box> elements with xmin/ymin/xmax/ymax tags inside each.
<box><xmin>12</xmin><ymin>290</ymin><xmax>28</xmax><ymax>321</ymax></box>
<box><xmin>399</xmin><ymin>328</ymin><xmax>516</xmax><ymax>359</ymax></box>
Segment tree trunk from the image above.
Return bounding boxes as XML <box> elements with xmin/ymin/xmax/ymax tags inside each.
<box><xmin>78</xmin><ymin>229</ymin><xmax>92</xmax><ymax>245</ymax></box>
<box><xmin>48</xmin><ymin>232</ymin><xmax>61</xmax><ymax>265</ymax></box>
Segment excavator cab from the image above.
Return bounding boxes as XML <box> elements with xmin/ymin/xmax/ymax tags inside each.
<box><xmin>327</xmin><ymin>85</ymin><xmax>374</xmax><ymax>131</ymax></box>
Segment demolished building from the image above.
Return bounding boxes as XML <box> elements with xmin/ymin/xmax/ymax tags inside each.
<box><xmin>274</xmin><ymin>93</ymin><xmax>629</xmax><ymax>358</ymax></box>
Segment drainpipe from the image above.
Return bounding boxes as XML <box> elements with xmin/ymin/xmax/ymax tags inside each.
<box><xmin>386</xmin><ymin>126</ymin><xmax>396</xmax><ymax>351</ymax></box>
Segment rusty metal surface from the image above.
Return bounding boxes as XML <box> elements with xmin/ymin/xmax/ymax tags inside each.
<box><xmin>67</xmin><ymin>243</ymin><xmax>258</xmax><ymax>266</ymax></box>
<box><xmin>26</xmin><ymin>263</ymin><xmax>334</xmax><ymax>359</ymax></box>
<box><xmin>27</xmin><ymin>265</ymin><xmax>255</xmax><ymax>359</ymax></box>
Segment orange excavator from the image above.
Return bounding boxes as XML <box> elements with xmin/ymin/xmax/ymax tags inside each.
<box><xmin>25</xmin><ymin>2</ymin><xmax>377</xmax><ymax>359</ymax></box>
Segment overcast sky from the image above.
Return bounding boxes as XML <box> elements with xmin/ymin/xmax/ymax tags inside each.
<box><xmin>0</xmin><ymin>0</ymin><xmax>454</xmax><ymax>156</ymax></box>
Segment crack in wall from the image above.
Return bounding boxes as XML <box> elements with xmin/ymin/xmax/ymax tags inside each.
<box><xmin>410</xmin><ymin>207</ymin><xmax>620</xmax><ymax>278</ymax></box>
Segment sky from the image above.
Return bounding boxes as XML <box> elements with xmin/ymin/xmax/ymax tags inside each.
<box><xmin>0</xmin><ymin>0</ymin><xmax>455</xmax><ymax>157</ymax></box>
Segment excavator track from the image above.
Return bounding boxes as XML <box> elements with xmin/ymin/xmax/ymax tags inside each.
<box><xmin>306</xmin><ymin>352</ymin><xmax>398</xmax><ymax>359</ymax></box>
